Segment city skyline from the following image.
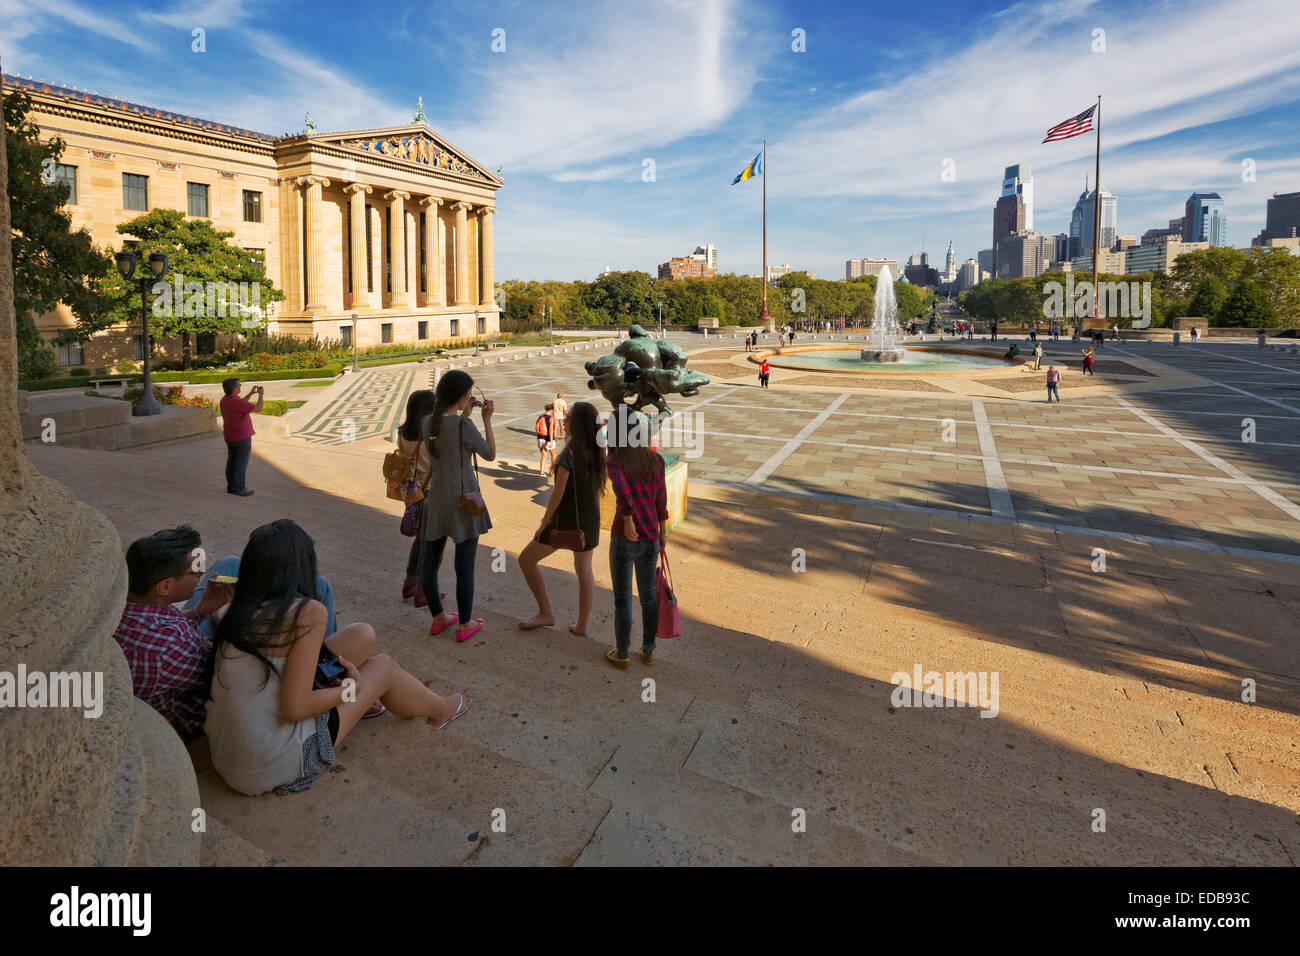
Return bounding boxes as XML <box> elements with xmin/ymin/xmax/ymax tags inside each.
<box><xmin>2</xmin><ymin>0</ymin><xmax>1299</xmax><ymax>281</ymax></box>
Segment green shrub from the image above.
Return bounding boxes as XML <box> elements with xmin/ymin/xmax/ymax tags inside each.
<box><xmin>255</xmin><ymin>400</ymin><xmax>290</xmax><ymax>416</ymax></box>
<box><xmin>151</xmin><ymin>365</ymin><xmax>343</xmax><ymax>384</ymax></box>
<box><xmin>21</xmin><ymin>375</ymin><xmax>139</xmax><ymax>392</ymax></box>
<box><xmin>123</xmin><ymin>384</ymin><xmax>215</xmax><ymax>410</ymax></box>
<box><xmin>18</xmin><ymin>346</ymin><xmax>58</xmax><ymax>380</ymax></box>
<box><xmin>113</xmin><ymin>359</ymin><xmax>138</xmax><ymax>375</ymax></box>
<box><xmin>92</xmin><ymin>367</ymin><xmax>109</xmax><ymax>376</ymax></box>
<box><xmin>68</xmin><ymin>367</ymin><xmax>91</xmax><ymax>377</ymax></box>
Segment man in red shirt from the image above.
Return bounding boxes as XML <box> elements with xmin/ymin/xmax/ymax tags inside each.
<box><xmin>219</xmin><ymin>377</ymin><xmax>263</xmax><ymax>496</ymax></box>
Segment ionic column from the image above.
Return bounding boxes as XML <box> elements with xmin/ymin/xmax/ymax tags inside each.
<box><xmin>385</xmin><ymin>190</ymin><xmax>411</xmax><ymax>307</ymax></box>
<box><xmin>452</xmin><ymin>201</ymin><xmax>472</xmax><ymax>306</ymax></box>
<box><xmin>478</xmin><ymin>206</ymin><xmax>495</xmax><ymax>306</ymax></box>
<box><xmin>297</xmin><ymin>175</ymin><xmax>331</xmax><ymax>312</ymax></box>
<box><xmin>369</xmin><ymin>204</ymin><xmax>383</xmax><ymax>306</ymax></box>
<box><xmin>405</xmin><ymin>208</ymin><xmax>417</xmax><ymax>309</ymax></box>
<box><xmin>344</xmin><ymin>183</ymin><xmax>371</xmax><ymax>309</ymax></box>
<box><xmin>419</xmin><ymin>197</ymin><xmax>443</xmax><ymax>306</ymax></box>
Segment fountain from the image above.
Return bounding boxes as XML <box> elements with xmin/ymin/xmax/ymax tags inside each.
<box><xmin>861</xmin><ymin>265</ymin><xmax>907</xmax><ymax>362</ymax></box>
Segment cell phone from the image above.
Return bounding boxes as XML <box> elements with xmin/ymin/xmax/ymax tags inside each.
<box><xmin>211</xmin><ymin>575</ymin><xmax>238</xmax><ymax>585</ymax></box>
<box><xmin>314</xmin><ymin>648</ymin><xmax>346</xmax><ymax>688</ymax></box>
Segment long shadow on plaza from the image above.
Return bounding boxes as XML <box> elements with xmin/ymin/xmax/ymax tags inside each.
<box><xmin>28</xmin><ymin>435</ymin><xmax>1300</xmax><ymax>865</ymax></box>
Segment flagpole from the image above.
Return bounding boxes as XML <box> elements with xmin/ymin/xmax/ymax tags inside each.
<box><xmin>1091</xmin><ymin>94</ymin><xmax>1102</xmax><ymax>323</ymax></box>
<box><xmin>761</xmin><ymin>139</ymin><xmax>770</xmax><ymax>330</ymax></box>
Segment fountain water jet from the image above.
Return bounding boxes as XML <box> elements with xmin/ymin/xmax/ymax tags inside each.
<box><xmin>861</xmin><ymin>265</ymin><xmax>907</xmax><ymax>362</ymax></box>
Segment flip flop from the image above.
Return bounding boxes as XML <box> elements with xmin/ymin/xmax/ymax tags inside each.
<box><xmin>429</xmin><ymin>613</ymin><xmax>458</xmax><ymax>636</ymax></box>
<box><xmin>456</xmin><ymin>618</ymin><xmax>485</xmax><ymax>642</ymax></box>
<box><xmin>436</xmin><ymin>693</ymin><xmax>471</xmax><ymax>730</ymax></box>
<box><xmin>363</xmin><ymin>701</ymin><xmax>386</xmax><ymax>718</ymax></box>
<box><xmin>638</xmin><ymin>650</ymin><xmax>654</xmax><ymax>666</ymax></box>
<box><xmin>605</xmin><ymin>648</ymin><xmax>630</xmax><ymax>669</ymax></box>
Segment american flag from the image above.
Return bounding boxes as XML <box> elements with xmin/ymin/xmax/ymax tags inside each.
<box><xmin>1042</xmin><ymin>105</ymin><xmax>1096</xmax><ymax>143</ymax></box>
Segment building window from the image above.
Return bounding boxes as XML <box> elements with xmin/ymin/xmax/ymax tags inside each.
<box><xmin>56</xmin><ymin>340</ymin><xmax>84</xmax><ymax>366</ymax></box>
<box><xmin>340</xmin><ymin>324</ymin><xmax>353</xmax><ymax>348</ymax></box>
<box><xmin>242</xmin><ymin>247</ymin><xmax>264</xmax><ymax>265</ymax></box>
<box><xmin>196</xmin><ymin>332</ymin><xmax>216</xmax><ymax>356</ymax></box>
<box><xmin>55</xmin><ymin>164</ymin><xmax>78</xmax><ymax>204</ymax></box>
<box><xmin>477</xmin><ymin>315</ymin><xmax>486</xmax><ymax>335</ymax></box>
<box><xmin>381</xmin><ymin>323</ymin><xmax>393</xmax><ymax>344</ymax></box>
<box><xmin>242</xmin><ymin>190</ymin><xmax>262</xmax><ymax>222</ymax></box>
<box><xmin>418</xmin><ymin>321</ymin><xmax>428</xmax><ymax>340</ymax></box>
<box><xmin>449</xmin><ymin>318</ymin><xmax>459</xmax><ymax>337</ymax></box>
<box><xmin>187</xmin><ymin>182</ymin><xmax>209</xmax><ymax>218</ymax></box>
<box><xmin>123</xmin><ymin>173</ymin><xmax>148</xmax><ymax>211</ymax></box>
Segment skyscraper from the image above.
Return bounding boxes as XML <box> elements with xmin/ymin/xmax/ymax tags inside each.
<box><xmin>1069</xmin><ymin>184</ymin><xmax>1118</xmax><ymax>259</ymax></box>
<box><xmin>1252</xmin><ymin>191</ymin><xmax>1300</xmax><ymax>244</ymax></box>
<box><xmin>943</xmin><ymin>240</ymin><xmax>957</xmax><ymax>282</ymax></box>
<box><xmin>692</xmin><ymin>244</ymin><xmax>718</xmax><ymax>271</ymax></box>
<box><xmin>1002</xmin><ymin>163</ymin><xmax>1034</xmax><ymax>230</ymax></box>
<box><xmin>1182</xmin><ymin>193</ymin><xmax>1225</xmax><ymax>246</ymax></box>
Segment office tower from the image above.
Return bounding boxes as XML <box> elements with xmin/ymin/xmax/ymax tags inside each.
<box><xmin>1182</xmin><ymin>193</ymin><xmax>1225</xmax><ymax>246</ymax></box>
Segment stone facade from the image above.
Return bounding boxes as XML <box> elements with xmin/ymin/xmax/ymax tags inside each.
<box><xmin>7</xmin><ymin>74</ymin><xmax>502</xmax><ymax>365</ymax></box>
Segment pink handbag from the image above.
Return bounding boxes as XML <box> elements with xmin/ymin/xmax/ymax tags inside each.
<box><xmin>655</xmin><ymin>545</ymin><xmax>681</xmax><ymax>640</ymax></box>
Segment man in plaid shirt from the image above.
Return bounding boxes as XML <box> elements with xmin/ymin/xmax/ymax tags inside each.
<box><xmin>113</xmin><ymin>526</ymin><xmax>233</xmax><ymax>742</ymax></box>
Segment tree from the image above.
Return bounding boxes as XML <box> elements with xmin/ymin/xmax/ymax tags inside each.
<box><xmin>1167</xmin><ymin>247</ymin><xmax>1246</xmax><ymax>322</ymax></box>
<box><xmin>1220</xmin><ymin>276</ymin><xmax>1276</xmax><ymax>327</ymax></box>
<box><xmin>4</xmin><ymin>86</ymin><xmax>113</xmax><ymax>376</ymax></box>
<box><xmin>97</xmin><ymin>209</ymin><xmax>285</xmax><ymax>368</ymax></box>
<box><xmin>1244</xmin><ymin>247</ymin><xmax>1300</xmax><ymax>326</ymax></box>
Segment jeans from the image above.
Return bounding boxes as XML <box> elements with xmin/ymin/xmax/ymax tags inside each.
<box><xmin>225</xmin><ymin>438</ymin><xmax>252</xmax><ymax>492</ymax></box>
<box><xmin>610</xmin><ymin>537</ymin><xmax>659</xmax><ymax>658</ymax></box>
<box><xmin>420</xmin><ymin>536</ymin><xmax>477</xmax><ymax>623</ymax></box>
<box><xmin>184</xmin><ymin>555</ymin><xmax>337</xmax><ymax>637</ymax></box>
<box><xmin>1047</xmin><ymin>383</ymin><xmax>1060</xmax><ymax>402</ymax></box>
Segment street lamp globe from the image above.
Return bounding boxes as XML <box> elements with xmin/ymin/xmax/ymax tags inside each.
<box><xmin>114</xmin><ymin>250</ymin><xmax>138</xmax><ymax>280</ymax></box>
<box><xmin>148</xmin><ymin>251</ymin><xmax>169</xmax><ymax>278</ymax></box>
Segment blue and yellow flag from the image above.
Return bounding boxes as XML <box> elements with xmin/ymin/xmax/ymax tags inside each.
<box><xmin>731</xmin><ymin>151</ymin><xmax>762</xmax><ymax>185</ymax></box>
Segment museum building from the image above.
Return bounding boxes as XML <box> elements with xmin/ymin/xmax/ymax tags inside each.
<box><xmin>5</xmin><ymin>73</ymin><xmax>503</xmax><ymax>367</ymax></box>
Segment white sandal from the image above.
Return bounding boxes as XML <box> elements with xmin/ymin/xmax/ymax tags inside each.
<box><xmin>436</xmin><ymin>693</ymin><xmax>471</xmax><ymax>730</ymax></box>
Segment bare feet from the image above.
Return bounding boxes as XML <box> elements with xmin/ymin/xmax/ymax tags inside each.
<box><xmin>569</xmin><ymin>624</ymin><xmax>587</xmax><ymax>637</ymax></box>
<box><xmin>519</xmin><ymin>613</ymin><xmax>555</xmax><ymax>630</ymax></box>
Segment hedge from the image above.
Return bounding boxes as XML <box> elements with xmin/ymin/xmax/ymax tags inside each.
<box><xmin>150</xmin><ymin>365</ymin><xmax>343</xmax><ymax>384</ymax></box>
<box><xmin>18</xmin><ymin>375</ymin><xmax>141</xmax><ymax>392</ymax></box>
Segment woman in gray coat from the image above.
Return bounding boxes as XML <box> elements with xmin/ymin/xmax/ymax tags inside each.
<box><xmin>419</xmin><ymin>370</ymin><xmax>496</xmax><ymax>642</ymax></box>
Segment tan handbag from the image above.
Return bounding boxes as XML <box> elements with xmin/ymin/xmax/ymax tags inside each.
<box><xmin>456</xmin><ymin>419</ymin><xmax>488</xmax><ymax>517</ymax></box>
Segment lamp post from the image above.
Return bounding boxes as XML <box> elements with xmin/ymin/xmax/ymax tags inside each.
<box><xmin>657</xmin><ymin>299</ymin><xmax>663</xmax><ymax>338</ymax></box>
<box><xmin>474</xmin><ymin>308</ymin><xmax>481</xmax><ymax>354</ymax></box>
<box><xmin>115</xmin><ymin>250</ymin><xmax>168</xmax><ymax>417</ymax></box>
<box><xmin>350</xmin><ymin>311</ymin><xmax>359</xmax><ymax>372</ymax></box>
<box><xmin>547</xmin><ymin>304</ymin><xmax>553</xmax><ymax>348</ymax></box>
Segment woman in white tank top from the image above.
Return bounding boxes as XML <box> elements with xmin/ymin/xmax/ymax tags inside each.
<box><xmin>205</xmin><ymin>519</ymin><xmax>472</xmax><ymax>796</ymax></box>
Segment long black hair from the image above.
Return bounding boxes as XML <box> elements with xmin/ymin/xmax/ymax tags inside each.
<box><xmin>566</xmin><ymin>401</ymin><xmax>606</xmax><ymax>496</ymax></box>
<box><xmin>400</xmin><ymin>389</ymin><xmax>436</xmax><ymax>442</ymax></box>
<box><xmin>605</xmin><ymin>403</ymin><xmax>661</xmax><ymax>479</ymax></box>
<box><xmin>426</xmin><ymin>369</ymin><xmax>474</xmax><ymax>458</ymax></box>
<box><xmin>212</xmin><ymin>519</ymin><xmax>320</xmax><ymax>686</ymax></box>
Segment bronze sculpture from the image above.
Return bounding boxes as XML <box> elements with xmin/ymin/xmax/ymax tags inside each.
<box><xmin>585</xmin><ymin>325</ymin><xmax>710</xmax><ymax>416</ymax></box>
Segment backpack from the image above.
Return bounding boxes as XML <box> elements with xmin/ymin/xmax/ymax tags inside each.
<box><xmin>535</xmin><ymin>414</ymin><xmax>550</xmax><ymax>437</ymax></box>
<box><xmin>383</xmin><ymin>446</ymin><xmax>416</xmax><ymax>501</ymax></box>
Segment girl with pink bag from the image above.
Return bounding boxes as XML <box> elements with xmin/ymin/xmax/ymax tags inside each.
<box><xmin>603</xmin><ymin>405</ymin><xmax>673</xmax><ymax>668</ymax></box>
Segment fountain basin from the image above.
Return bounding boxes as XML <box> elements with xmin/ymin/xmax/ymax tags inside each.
<box><xmin>861</xmin><ymin>348</ymin><xmax>907</xmax><ymax>363</ymax></box>
<box><xmin>757</xmin><ymin>345</ymin><xmax>1019</xmax><ymax>375</ymax></box>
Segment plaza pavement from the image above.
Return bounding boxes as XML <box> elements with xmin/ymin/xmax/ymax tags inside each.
<box><xmin>25</xmin><ymin>335</ymin><xmax>1300</xmax><ymax>865</ymax></box>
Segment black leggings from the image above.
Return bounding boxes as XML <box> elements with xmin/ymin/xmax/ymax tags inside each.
<box><xmin>419</xmin><ymin>536</ymin><xmax>478</xmax><ymax>623</ymax></box>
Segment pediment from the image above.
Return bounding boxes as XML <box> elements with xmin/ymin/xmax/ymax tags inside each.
<box><xmin>318</xmin><ymin>124</ymin><xmax>501</xmax><ymax>184</ymax></box>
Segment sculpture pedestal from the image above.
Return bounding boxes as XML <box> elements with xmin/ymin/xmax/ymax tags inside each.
<box><xmin>600</xmin><ymin>454</ymin><xmax>688</xmax><ymax>531</ymax></box>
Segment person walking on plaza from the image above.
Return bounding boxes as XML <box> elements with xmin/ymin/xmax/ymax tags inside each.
<box><xmin>1032</xmin><ymin>342</ymin><xmax>1043</xmax><ymax>370</ymax></box>
<box><xmin>220</xmin><ymin>377</ymin><xmax>263</xmax><ymax>496</ymax></box>
<box><xmin>1029</xmin><ymin>325</ymin><xmax>1038</xmax><ymax>344</ymax></box>
<box><xmin>395</xmin><ymin>389</ymin><xmax>436</xmax><ymax>608</ymax></box>
<box><xmin>1190</xmin><ymin>327</ymin><xmax>1198</xmax><ymax>344</ymax></box>
<box><xmin>553</xmin><ymin>393</ymin><xmax>568</xmax><ymax>441</ymax></box>
<box><xmin>205</xmin><ymin>519</ymin><xmax>470</xmax><ymax>796</ymax></box>
<box><xmin>759</xmin><ymin>358</ymin><xmax>771</xmax><ymax>388</ymax></box>
<box><xmin>420</xmin><ymin>370</ymin><xmax>496</xmax><ymax>643</ymax></box>
<box><xmin>1082</xmin><ymin>345</ymin><xmax>1095</xmax><ymax>377</ymax></box>
<box><xmin>604</xmin><ymin>405</ymin><xmax>669</xmax><ymax>668</ymax></box>
<box><xmin>518</xmin><ymin>402</ymin><xmax>606</xmax><ymax>637</ymax></box>
<box><xmin>990</xmin><ymin>319</ymin><xmax>998</xmax><ymax>341</ymax></box>
<box><xmin>536</xmin><ymin>402</ymin><xmax>557</xmax><ymax>476</ymax></box>
<box><xmin>1046</xmin><ymin>365</ymin><xmax>1061</xmax><ymax>402</ymax></box>
<box><xmin>1111</xmin><ymin>323</ymin><xmax>1120</xmax><ymax>341</ymax></box>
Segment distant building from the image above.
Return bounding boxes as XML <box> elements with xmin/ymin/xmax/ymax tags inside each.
<box><xmin>1253</xmin><ymin>191</ymin><xmax>1300</xmax><ymax>244</ymax></box>
<box><xmin>658</xmin><ymin>256</ymin><xmax>716</xmax><ymax>280</ymax></box>
<box><xmin>767</xmin><ymin>263</ymin><xmax>795</xmax><ymax>281</ymax></box>
<box><xmin>1182</xmin><ymin>193</ymin><xmax>1226</xmax><ymax>246</ymax></box>
<box><xmin>904</xmin><ymin>252</ymin><xmax>939</xmax><ymax>287</ymax></box>
<box><xmin>1070</xmin><ymin>250</ymin><xmax>1128</xmax><ymax>274</ymax></box>
<box><xmin>957</xmin><ymin>258</ymin><xmax>981</xmax><ymax>291</ymax></box>
<box><xmin>1002</xmin><ymin>164</ymin><xmax>1034</xmax><ymax>230</ymax></box>
<box><xmin>995</xmin><ymin>231</ymin><xmax>1056</xmax><ymax>279</ymax></box>
<box><xmin>845</xmin><ymin>257</ymin><xmax>899</xmax><ymax>280</ymax></box>
<box><xmin>992</xmin><ymin>193</ymin><xmax>1025</xmax><ymax>273</ymax></box>
<box><xmin>976</xmin><ymin>248</ymin><xmax>994</xmax><ymax>275</ymax></box>
<box><xmin>942</xmin><ymin>241</ymin><xmax>958</xmax><ymax>282</ymax></box>
<box><xmin>1068</xmin><ymin>183</ymin><xmax>1118</xmax><ymax>259</ymax></box>
<box><xmin>1141</xmin><ymin>226</ymin><xmax>1182</xmax><ymax>245</ymax></box>
<box><xmin>692</xmin><ymin>244</ymin><xmax>718</xmax><ymax>271</ymax></box>
<box><xmin>1125</xmin><ymin>239</ymin><xmax>1211</xmax><ymax>275</ymax></box>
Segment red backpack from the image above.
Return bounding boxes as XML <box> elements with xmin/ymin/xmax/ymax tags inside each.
<box><xmin>535</xmin><ymin>414</ymin><xmax>551</xmax><ymax>437</ymax></box>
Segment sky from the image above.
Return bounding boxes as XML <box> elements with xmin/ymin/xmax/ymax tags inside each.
<box><xmin>3</xmin><ymin>0</ymin><xmax>1300</xmax><ymax>281</ymax></box>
